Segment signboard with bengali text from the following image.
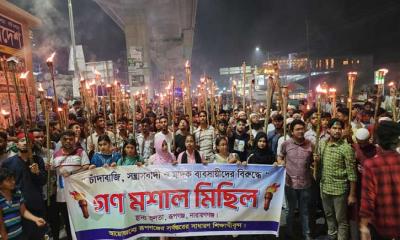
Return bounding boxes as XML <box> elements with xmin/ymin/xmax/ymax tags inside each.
<box><xmin>65</xmin><ymin>164</ymin><xmax>285</xmax><ymax>240</ymax></box>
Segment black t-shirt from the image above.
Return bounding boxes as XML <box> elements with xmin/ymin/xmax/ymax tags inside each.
<box><xmin>228</xmin><ymin>131</ymin><xmax>249</xmax><ymax>162</ymax></box>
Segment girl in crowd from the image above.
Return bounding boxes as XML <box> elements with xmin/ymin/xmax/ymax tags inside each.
<box><xmin>114</xmin><ymin>139</ymin><xmax>144</xmax><ymax>166</ymax></box>
<box><xmin>89</xmin><ymin>135</ymin><xmax>120</xmax><ymax>169</ymax></box>
<box><xmin>213</xmin><ymin>136</ymin><xmax>239</xmax><ymax>164</ymax></box>
<box><xmin>148</xmin><ymin>136</ymin><xmax>175</xmax><ymax>165</ymax></box>
<box><xmin>68</xmin><ymin>122</ymin><xmax>86</xmax><ymax>151</ymax></box>
<box><xmin>246</xmin><ymin>132</ymin><xmax>274</xmax><ymax>165</ymax></box>
<box><xmin>177</xmin><ymin>134</ymin><xmax>207</xmax><ymax>164</ymax></box>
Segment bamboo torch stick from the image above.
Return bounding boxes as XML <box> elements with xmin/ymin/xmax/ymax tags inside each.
<box><xmin>242</xmin><ymin>62</ymin><xmax>246</xmax><ymax>110</ymax></box>
<box><xmin>185</xmin><ymin>61</ymin><xmax>193</xmax><ymax>133</ymax></box>
<box><xmin>1</xmin><ymin>58</ymin><xmax>15</xmax><ymax>126</ymax></box>
<box><xmin>46</xmin><ymin>52</ymin><xmax>58</xmax><ymax>118</ymax></box>
<box><xmin>232</xmin><ymin>80</ymin><xmax>236</xmax><ymax>109</ymax></box>
<box><xmin>347</xmin><ymin>72</ymin><xmax>357</xmax><ymax>138</ymax></box>
<box><xmin>388</xmin><ymin>82</ymin><xmax>398</xmax><ymax>122</ymax></box>
<box><xmin>19</xmin><ymin>71</ymin><xmax>33</xmax><ymax>124</ymax></box>
<box><xmin>329</xmin><ymin>88</ymin><xmax>337</xmax><ymax>118</ymax></box>
<box><xmin>7</xmin><ymin>57</ymin><xmax>33</xmax><ymax>164</ymax></box>
<box><xmin>38</xmin><ymin>84</ymin><xmax>52</xmax><ymax>206</ymax></box>
<box><xmin>282</xmin><ymin>86</ymin><xmax>289</xmax><ymax>140</ymax></box>
<box><xmin>314</xmin><ymin>84</ymin><xmax>327</xmax><ymax>179</ymax></box>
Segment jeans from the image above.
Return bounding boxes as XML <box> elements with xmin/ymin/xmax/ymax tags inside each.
<box><xmin>285</xmin><ymin>185</ymin><xmax>312</xmax><ymax>238</ymax></box>
<box><xmin>321</xmin><ymin>192</ymin><xmax>349</xmax><ymax>240</ymax></box>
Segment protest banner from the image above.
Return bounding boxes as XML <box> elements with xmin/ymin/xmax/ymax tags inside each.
<box><xmin>65</xmin><ymin>164</ymin><xmax>286</xmax><ymax>240</ymax></box>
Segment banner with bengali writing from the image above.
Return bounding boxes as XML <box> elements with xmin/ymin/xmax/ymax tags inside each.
<box><xmin>64</xmin><ymin>164</ymin><xmax>286</xmax><ymax>240</ymax></box>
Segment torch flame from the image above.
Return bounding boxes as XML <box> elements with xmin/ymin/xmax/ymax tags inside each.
<box><xmin>57</xmin><ymin>107</ymin><xmax>63</xmax><ymax>112</ymax></box>
<box><xmin>316</xmin><ymin>84</ymin><xmax>327</xmax><ymax>94</ymax></box>
<box><xmin>93</xmin><ymin>68</ymin><xmax>101</xmax><ymax>76</ymax></box>
<box><xmin>20</xmin><ymin>71</ymin><xmax>29</xmax><ymax>79</ymax></box>
<box><xmin>85</xmin><ymin>82</ymin><xmax>90</xmax><ymax>90</ymax></box>
<box><xmin>106</xmin><ymin>84</ymin><xmax>112</xmax><ymax>89</ymax></box>
<box><xmin>80</xmin><ymin>74</ymin><xmax>84</xmax><ymax>81</ymax></box>
<box><xmin>329</xmin><ymin>88</ymin><xmax>337</xmax><ymax>93</ymax></box>
<box><xmin>1</xmin><ymin>109</ymin><xmax>9</xmax><ymax>116</ymax></box>
<box><xmin>388</xmin><ymin>81</ymin><xmax>395</xmax><ymax>87</ymax></box>
<box><xmin>46</xmin><ymin>52</ymin><xmax>56</xmax><ymax>63</ymax></box>
<box><xmin>266</xmin><ymin>183</ymin><xmax>280</xmax><ymax>193</ymax></box>
<box><xmin>185</xmin><ymin>60</ymin><xmax>190</xmax><ymax>68</ymax></box>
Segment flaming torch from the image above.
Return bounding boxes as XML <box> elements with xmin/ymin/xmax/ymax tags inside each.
<box><xmin>264</xmin><ymin>64</ymin><xmax>275</xmax><ymax>132</ymax></box>
<box><xmin>185</xmin><ymin>61</ymin><xmax>193</xmax><ymax>133</ymax></box>
<box><xmin>264</xmin><ymin>183</ymin><xmax>280</xmax><ymax>211</ymax></box>
<box><xmin>329</xmin><ymin>88</ymin><xmax>337</xmax><ymax>118</ymax></box>
<box><xmin>0</xmin><ymin>58</ymin><xmax>15</xmax><ymax>126</ymax></box>
<box><xmin>38</xmin><ymin>83</ymin><xmax>52</xmax><ymax>206</ymax></box>
<box><xmin>347</xmin><ymin>72</ymin><xmax>358</xmax><ymax>129</ymax></box>
<box><xmin>314</xmin><ymin>84</ymin><xmax>327</xmax><ymax>179</ymax></box>
<box><xmin>19</xmin><ymin>71</ymin><xmax>33</xmax><ymax>124</ymax></box>
<box><xmin>70</xmin><ymin>191</ymin><xmax>89</xmax><ymax>219</ymax></box>
<box><xmin>7</xmin><ymin>57</ymin><xmax>33</xmax><ymax>164</ymax></box>
<box><xmin>46</xmin><ymin>52</ymin><xmax>58</xmax><ymax>113</ymax></box>
<box><xmin>1</xmin><ymin>110</ymin><xmax>10</xmax><ymax>128</ymax></box>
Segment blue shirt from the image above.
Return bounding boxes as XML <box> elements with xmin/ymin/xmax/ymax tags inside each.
<box><xmin>90</xmin><ymin>152</ymin><xmax>121</xmax><ymax>167</ymax></box>
<box><xmin>0</xmin><ymin>190</ymin><xmax>24</xmax><ymax>239</ymax></box>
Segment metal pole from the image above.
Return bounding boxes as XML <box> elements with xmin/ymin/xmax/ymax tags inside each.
<box><xmin>68</xmin><ymin>0</ymin><xmax>80</xmax><ymax>97</ymax></box>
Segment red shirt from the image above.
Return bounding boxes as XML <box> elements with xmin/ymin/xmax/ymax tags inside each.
<box><xmin>359</xmin><ymin>150</ymin><xmax>400</xmax><ymax>238</ymax></box>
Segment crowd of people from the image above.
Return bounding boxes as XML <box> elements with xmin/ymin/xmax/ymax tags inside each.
<box><xmin>0</xmin><ymin>97</ymin><xmax>398</xmax><ymax>240</ymax></box>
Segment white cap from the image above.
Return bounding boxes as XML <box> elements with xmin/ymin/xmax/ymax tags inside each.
<box><xmin>379</xmin><ymin>116</ymin><xmax>392</xmax><ymax>122</ymax></box>
<box><xmin>286</xmin><ymin>117</ymin><xmax>294</xmax><ymax>125</ymax></box>
<box><xmin>355</xmin><ymin>128</ymin><xmax>370</xmax><ymax>141</ymax></box>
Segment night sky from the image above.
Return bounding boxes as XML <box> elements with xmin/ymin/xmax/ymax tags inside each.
<box><xmin>9</xmin><ymin>0</ymin><xmax>400</xmax><ymax>82</ymax></box>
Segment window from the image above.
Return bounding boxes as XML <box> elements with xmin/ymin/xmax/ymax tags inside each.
<box><xmin>343</xmin><ymin>60</ymin><xmax>348</xmax><ymax>65</ymax></box>
<box><xmin>330</xmin><ymin>58</ymin><xmax>335</xmax><ymax>68</ymax></box>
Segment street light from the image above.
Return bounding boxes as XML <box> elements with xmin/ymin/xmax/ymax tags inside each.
<box><xmin>255</xmin><ymin>47</ymin><xmax>260</xmax><ymax>52</ymax></box>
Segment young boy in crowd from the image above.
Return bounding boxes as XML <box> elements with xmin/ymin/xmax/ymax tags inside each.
<box><xmin>0</xmin><ymin>168</ymin><xmax>46</xmax><ymax>240</ymax></box>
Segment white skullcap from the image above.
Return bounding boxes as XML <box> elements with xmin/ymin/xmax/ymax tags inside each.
<box><xmin>270</xmin><ymin>111</ymin><xmax>278</xmax><ymax>117</ymax></box>
<box><xmin>379</xmin><ymin>117</ymin><xmax>392</xmax><ymax>122</ymax></box>
<box><xmin>250</xmin><ymin>113</ymin><xmax>259</xmax><ymax>119</ymax></box>
<box><xmin>286</xmin><ymin>117</ymin><xmax>294</xmax><ymax>125</ymax></box>
<box><xmin>355</xmin><ymin>128</ymin><xmax>370</xmax><ymax>141</ymax></box>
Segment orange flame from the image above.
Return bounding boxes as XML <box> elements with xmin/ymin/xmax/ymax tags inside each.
<box><xmin>329</xmin><ymin>88</ymin><xmax>337</xmax><ymax>93</ymax></box>
<box><xmin>46</xmin><ymin>52</ymin><xmax>56</xmax><ymax>63</ymax></box>
<box><xmin>85</xmin><ymin>82</ymin><xmax>90</xmax><ymax>90</ymax></box>
<box><xmin>20</xmin><ymin>71</ymin><xmax>29</xmax><ymax>79</ymax></box>
<box><xmin>38</xmin><ymin>83</ymin><xmax>44</xmax><ymax>92</ymax></box>
<box><xmin>185</xmin><ymin>60</ymin><xmax>190</xmax><ymax>68</ymax></box>
<box><xmin>316</xmin><ymin>84</ymin><xmax>327</xmax><ymax>94</ymax></box>
<box><xmin>1</xmin><ymin>109</ymin><xmax>9</xmax><ymax>116</ymax></box>
<box><xmin>266</xmin><ymin>183</ymin><xmax>280</xmax><ymax>193</ymax></box>
<box><xmin>388</xmin><ymin>81</ymin><xmax>395</xmax><ymax>87</ymax></box>
<box><xmin>80</xmin><ymin>74</ymin><xmax>85</xmax><ymax>81</ymax></box>
<box><xmin>106</xmin><ymin>84</ymin><xmax>112</xmax><ymax>89</ymax></box>
<box><xmin>93</xmin><ymin>68</ymin><xmax>101</xmax><ymax>76</ymax></box>
<box><xmin>57</xmin><ymin>107</ymin><xmax>63</xmax><ymax>112</ymax></box>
